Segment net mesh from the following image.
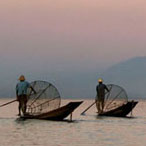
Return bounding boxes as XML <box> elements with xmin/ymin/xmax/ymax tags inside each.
<box><xmin>103</xmin><ymin>84</ymin><xmax>128</xmax><ymax>112</ymax></box>
<box><xmin>26</xmin><ymin>81</ymin><xmax>61</xmax><ymax>115</ymax></box>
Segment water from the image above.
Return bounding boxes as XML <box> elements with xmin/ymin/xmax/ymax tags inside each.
<box><xmin>0</xmin><ymin>99</ymin><xmax>145</xmax><ymax>146</ymax></box>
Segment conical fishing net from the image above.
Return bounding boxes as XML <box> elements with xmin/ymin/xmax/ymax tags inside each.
<box><xmin>102</xmin><ymin>84</ymin><xmax>128</xmax><ymax>112</ymax></box>
<box><xmin>26</xmin><ymin>81</ymin><xmax>61</xmax><ymax>115</ymax></box>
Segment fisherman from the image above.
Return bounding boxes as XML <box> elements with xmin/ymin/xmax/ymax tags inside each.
<box><xmin>96</xmin><ymin>78</ymin><xmax>109</xmax><ymax>113</ymax></box>
<box><xmin>16</xmin><ymin>75</ymin><xmax>36</xmax><ymax>116</ymax></box>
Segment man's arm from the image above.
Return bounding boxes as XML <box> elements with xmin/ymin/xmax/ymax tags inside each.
<box><xmin>96</xmin><ymin>85</ymin><xmax>98</xmax><ymax>94</ymax></box>
<box><xmin>95</xmin><ymin>85</ymin><xmax>98</xmax><ymax>101</ymax></box>
<box><xmin>27</xmin><ymin>82</ymin><xmax>36</xmax><ymax>94</ymax></box>
<box><xmin>16</xmin><ymin>85</ymin><xmax>19</xmax><ymax>100</ymax></box>
<box><xmin>16</xmin><ymin>91</ymin><xmax>18</xmax><ymax>100</ymax></box>
<box><xmin>105</xmin><ymin>85</ymin><xmax>109</xmax><ymax>92</ymax></box>
<box><xmin>30</xmin><ymin>86</ymin><xmax>36</xmax><ymax>94</ymax></box>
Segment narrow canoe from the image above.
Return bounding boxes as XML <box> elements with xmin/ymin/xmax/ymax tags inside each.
<box><xmin>98</xmin><ymin>101</ymin><xmax>138</xmax><ymax>117</ymax></box>
<box><xmin>21</xmin><ymin>101</ymin><xmax>83</xmax><ymax>120</ymax></box>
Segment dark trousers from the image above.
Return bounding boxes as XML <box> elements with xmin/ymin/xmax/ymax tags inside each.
<box><xmin>17</xmin><ymin>94</ymin><xmax>28</xmax><ymax>114</ymax></box>
<box><xmin>96</xmin><ymin>95</ymin><xmax>105</xmax><ymax>113</ymax></box>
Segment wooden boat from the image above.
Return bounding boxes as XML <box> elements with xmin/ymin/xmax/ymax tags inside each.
<box><xmin>21</xmin><ymin>101</ymin><xmax>83</xmax><ymax>120</ymax></box>
<box><xmin>98</xmin><ymin>101</ymin><xmax>138</xmax><ymax>117</ymax></box>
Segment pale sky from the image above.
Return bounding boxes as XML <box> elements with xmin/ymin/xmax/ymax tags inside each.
<box><xmin>0</xmin><ymin>0</ymin><xmax>146</xmax><ymax>98</ymax></box>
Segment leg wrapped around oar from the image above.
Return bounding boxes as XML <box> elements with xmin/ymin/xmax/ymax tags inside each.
<box><xmin>18</xmin><ymin>95</ymin><xmax>28</xmax><ymax>116</ymax></box>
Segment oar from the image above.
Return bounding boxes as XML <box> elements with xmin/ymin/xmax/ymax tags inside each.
<box><xmin>81</xmin><ymin>101</ymin><xmax>96</xmax><ymax>115</ymax></box>
<box><xmin>0</xmin><ymin>99</ymin><xmax>17</xmax><ymax>107</ymax></box>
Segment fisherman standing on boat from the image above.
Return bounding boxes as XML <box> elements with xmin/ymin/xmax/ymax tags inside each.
<box><xmin>16</xmin><ymin>75</ymin><xmax>36</xmax><ymax>116</ymax></box>
<box><xmin>96</xmin><ymin>78</ymin><xmax>109</xmax><ymax>113</ymax></box>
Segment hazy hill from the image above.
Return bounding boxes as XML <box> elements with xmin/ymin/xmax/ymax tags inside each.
<box><xmin>102</xmin><ymin>56</ymin><xmax>146</xmax><ymax>99</ymax></box>
<box><xmin>0</xmin><ymin>56</ymin><xmax>146</xmax><ymax>99</ymax></box>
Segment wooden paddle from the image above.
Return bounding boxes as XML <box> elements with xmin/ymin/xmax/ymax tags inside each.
<box><xmin>0</xmin><ymin>99</ymin><xmax>17</xmax><ymax>107</ymax></box>
<box><xmin>81</xmin><ymin>101</ymin><xmax>96</xmax><ymax>115</ymax></box>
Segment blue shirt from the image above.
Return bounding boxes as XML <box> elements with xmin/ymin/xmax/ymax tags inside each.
<box><xmin>16</xmin><ymin>81</ymin><xmax>31</xmax><ymax>96</ymax></box>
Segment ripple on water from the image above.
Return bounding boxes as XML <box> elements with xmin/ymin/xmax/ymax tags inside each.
<box><xmin>0</xmin><ymin>99</ymin><xmax>145</xmax><ymax>146</ymax></box>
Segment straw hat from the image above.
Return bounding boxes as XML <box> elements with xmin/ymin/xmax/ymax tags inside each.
<box><xmin>19</xmin><ymin>75</ymin><xmax>25</xmax><ymax>81</ymax></box>
<box><xmin>98</xmin><ymin>78</ymin><xmax>103</xmax><ymax>83</ymax></box>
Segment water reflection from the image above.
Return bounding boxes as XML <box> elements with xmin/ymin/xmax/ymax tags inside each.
<box><xmin>0</xmin><ymin>99</ymin><xmax>145</xmax><ymax>146</ymax></box>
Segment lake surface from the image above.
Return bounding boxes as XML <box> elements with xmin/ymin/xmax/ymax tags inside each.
<box><xmin>0</xmin><ymin>99</ymin><xmax>145</xmax><ymax>146</ymax></box>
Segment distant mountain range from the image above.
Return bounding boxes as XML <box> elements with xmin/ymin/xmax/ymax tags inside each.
<box><xmin>102</xmin><ymin>56</ymin><xmax>146</xmax><ymax>99</ymax></box>
<box><xmin>0</xmin><ymin>56</ymin><xmax>146</xmax><ymax>99</ymax></box>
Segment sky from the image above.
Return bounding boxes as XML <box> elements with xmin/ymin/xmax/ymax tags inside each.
<box><xmin>0</xmin><ymin>0</ymin><xmax>146</xmax><ymax>98</ymax></box>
